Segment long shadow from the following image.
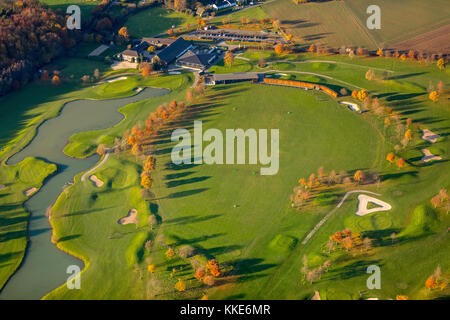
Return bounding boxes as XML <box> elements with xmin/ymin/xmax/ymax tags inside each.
<box><xmin>0</xmin><ymin>228</ymin><xmax>48</xmax><ymax>242</ymax></box>
<box><xmin>0</xmin><ymin>214</ymin><xmax>29</xmax><ymax>226</ymax></box>
<box><xmin>166</xmin><ymin>188</ymin><xmax>209</xmax><ymax>199</ymax></box>
<box><xmin>163</xmin><ymin>214</ymin><xmax>221</xmax><ymax>226</ymax></box>
<box><xmin>164</xmin><ymin>171</ymin><xmax>195</xmax><ymax>180</ymax></box>
<box><xmin>57</xmin><ymin>234</ymin><xmax>81</xmax><ymax>242</ymax></box>
<box><xmin>325</xmin><ymin>259</ymin><xmax>382</xmax><ymax>281</ymax></box>
<box><xmin>164</xmin><ymin>233</ymin><xmax>225</xmax><ymax>247</ymax></box>
<box><xmin>380</xmin><ymin>170</ymin><xmax>418</xmax><ymax>181</ymax></box>
<box><xmin>387</xmin><ymin>72</ymin><xmax>427</xmax><ymax>80</ymax></box>
<box><xmin>0</xmin><ymin>251</ymin><xmax>22</xmax><ymax>265</ymax></box>
<box><xmin>165</xmin><ymin>176</ymin><xmax>211</xmax><ymax>188</ymax></box>
<box><xmin>61</xmin><ymin>206</ymin><xmax>116</xmax><ymax>217</ymax></box>
<box><xmin>230</xmin><ymin>258</ymin><xmax>277</xmax><ymax>282</ymax></box>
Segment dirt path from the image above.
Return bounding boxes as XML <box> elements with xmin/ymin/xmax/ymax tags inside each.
<box><xmin>301</xmin><ymin>190</ymin><xmax>381</xmax><ymax>245</ymax></box>
<box><xmin>80</xmin><ymin>148</ymin><xmax>114</xmax><ymax>182</ymax></box>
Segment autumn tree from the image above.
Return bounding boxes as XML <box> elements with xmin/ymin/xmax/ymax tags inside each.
<box><xmin>141</xmin><ymin>172</ymin><xmax>153</xmax><ymax>189</ymax></box>
<box><xmin>275</xmin><ymin>43</ymin><xmax>284</xmax><ymax>55</ymax></box>
<box><xmin>396</xmin><ymin>157</ymin><xmax>406</xmax><ymax>168</ymax></box>
<box><xmin>203</xmin><ymin>275</ymin><xmax>215</xmax><ymax>286</ymax></box>
<box><xmin>437</xmin><ymin>58</ymin><xmax>445</xmax><ymax>71</ymax></box>
<box><xmin>353</xmin><ymin>170</ymin><xmax>365</xmax><ymax>184</ymax></box>
<box><xmin>386</xmin><ymin>152</ymin><xmax>395</xmax><ymax>163</ymax></box>
<box><xmin>404</xmin><ymin>129</ymin><xmax>412</xmax><ymax>140</ymax></box>
<box><xmin>425</xmin><ymin>275</ymin><xmax>438</xmax><ymax>289</ymax></box>
<box><xmin>357</xmin><ymin>89</ymin><xmax>368</xmax><ymax>101</ymax></box>
<box><xmin>224</xmin><ymin>51</ymin><xmax>234</xmax><ymax>67</ymax></box>
<box><xmin>96</xmin><ymin>144</ymin><xmax>107</xmax><ymax>156</ymax></box>
<box><xmin>147</xmin><ymin>264</ymin><xmax>156</xmax><ymax>273</ymax></box>
<box><xmin>376</xmin><ymin>48</ymin><xmax>383</xmax><ymax>57</ymax></box>
<box><xmin>142</xmin><ymin>63</ymin><xmax>152</xmax><ymax>77</ymax></box>
<box><xmin>430</xmin><ymin>194</ymin><xmax>442</xmax><ymax>208</ymax></box>
<box><xmin>365</xmin><ymin>69</ymin><xmax>375</xmax><ymax>81</ymax></box>
<box><xmin>165</xmin><ymin>247</ymin><xmax>176</xmax><ymax>259</ymax></box>
<box><xmin>195</xmin><ymin>268</ymin><xmax>206</xmax><ymax>280</ymax></box>
<box><xmin>118</xmin><ymin>26</ymin><xmax>130</xmax><ymax>40</ymax></box>
<box><xmin>51</xmin><ymin>75</ymin><xmax>61</xmax><ymax>86</ymax></box>
<box><xmin>206</xmin><ymin>259</ymin><xmax>221</xmax><ymax>277</ymax></box>
<box><xmin>175</xmin><ymin>279</ymin><xmax>186</xmax><ymax>292</ymax></box>
<box><xmin>429</xmin><ymin>91</ymin><xmax>439</xmax><ymax>102</ymax></box>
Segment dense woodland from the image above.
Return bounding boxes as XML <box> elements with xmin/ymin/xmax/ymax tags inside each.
<box><xmin>0</xmin><ymin>0</ymin><xmax>80</xmax><ymax>95</ymax></box>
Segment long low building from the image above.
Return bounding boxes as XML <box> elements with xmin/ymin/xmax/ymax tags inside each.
<box><xmin>206</xmin><ymin>72</ymin><xmax>263</xmax><ymax>85</ymax></box>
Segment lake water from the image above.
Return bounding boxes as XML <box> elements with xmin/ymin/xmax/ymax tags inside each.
<box><xmin>0</xmin><ymin>87</ymin><xmax>169</xmax><ymax>299</ymax></box>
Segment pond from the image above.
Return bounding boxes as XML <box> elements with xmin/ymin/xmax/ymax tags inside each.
<box><xmin>0</xmin><ymin>87</ymin><xmax>169</xmax><ymax>299</ymax></box>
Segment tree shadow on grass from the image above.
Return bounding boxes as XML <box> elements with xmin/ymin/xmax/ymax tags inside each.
<box><xmin>387</xmin><ymin>72</ymin><xmax>427</xmax><ymax>80</ymax></box>
<box><xmin>158</xmin><ymin>188</ymin><xmax>209</xmax><ymax>199</ymax></box>
<box><xmin>165</xmin><ymin>175</ymin><xmax>211</xmax><ymax>188</ymax></box>
<box><xmin>325</xmin><ymin>259</ymin><xmax>382</xmax><ymax>281</ymax></box>
<box><xmin>379</xmin><ymin>170</ymin><xmax>418</xmax><ymax>181</ymax></box>
<box><xmin>57</xmin><ymin>234</ymin><xmax>81</xmax><ymax>242</ymax></box>
<box><xmin>229</xmin><ymin>258</ymin><xmax>277</xmax><ymax>283</ymax></box>
<box><xmin>163</xmin><ymin>214</ymin><xmax>221</xmax><ymax>226</ymax></box>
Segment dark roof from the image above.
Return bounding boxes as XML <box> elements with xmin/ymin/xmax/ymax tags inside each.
<box><xmin>213</xmin><ymin>72</ymin><xmax>261</xmax><ymax>81</ymax></box>
<box><xmin>156</xmin><ymin>37</ymin><xmax>192</xmax><ymax>64</ymax></box>
<box><xmin>177</xmin><ymin>50</ymin><xmax>214</xmax><ymax>68</ymax></box>
<box><xmin>142</xmin><ymin>37</ymin><xmax>176</xmax><ymax>46</ymax></box>
<box><xmin>122</xmin><ymin>49</ymin><xmax>138</xmax><ymax>57</ymax></box>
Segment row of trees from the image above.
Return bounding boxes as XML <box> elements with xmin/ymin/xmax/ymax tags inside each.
<box><xmin>291</xmin><ymin>167</ymin><xmax>380</xmax><ymax>208</ymax></box>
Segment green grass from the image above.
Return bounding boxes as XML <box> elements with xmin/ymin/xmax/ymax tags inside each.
<box><xmin>0</xmin><ymin>158</ymin><xmax>57</xmax><ymax>289</ymax></box>
<box><xmin>45</xmin><ymin>82</ymin><xmax>385</xmax><ymax>299</ymax></box>
<box><xmin>39</xmin><ymin>0</ymin><xmax>98</xmax><ymax>16</ymax></box>
<box><xmin>1</xmin><ymin>43</ymin><xmax>449</xmax><ymax>299</ymax></box>
<box><xmin>44</xmin><ymin>51</ymin><xmax>450</xmax><ymax>299</ymax></box>
<box><xmin>125</xmin><ymin>6</ymin><xmax>197</xmax><ymax>37</ymax></box>
<box><xmin>209</xmin><ymin>58</ymin><xmax>253</xmax><ymax>74</ymax></box>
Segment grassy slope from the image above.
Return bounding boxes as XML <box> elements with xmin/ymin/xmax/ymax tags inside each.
<box><xmin>263</xmin><ymin>0</ymin><xmax>450</xmax><ymax>50</ymax></box>
<box><xmin>45</xmin><ymin>79</ymin><xmax>384</xmax><ymax>299</ymax></box>
<box><xmin>46</xmin><ymin>50</ymin><xmax>449</xmax><ymax>299</ymax></box>
<box><xmin>125</xmin><ymin>6</ymin><xmax>197</xmax><ymax>37</ymax></box>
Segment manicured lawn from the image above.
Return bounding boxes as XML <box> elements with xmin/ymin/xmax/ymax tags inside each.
<box><xmin>1</xmin><ymin>44</ymin><xmax>448</xmax><ymax>299</ymax></box>
<box><xmin>125</xmin><ymin>7</ymin><xmax>197</xmax><ymax>37</ymax></box>
<box><xmin>0</xmin><ymin>158</ymin><xmax>57</xmax><ymax>289</ymax></box>
<box><xmin>39</xmin><ymin>0</ymin><xmax>98</xmax><ymax>16</ymax></box>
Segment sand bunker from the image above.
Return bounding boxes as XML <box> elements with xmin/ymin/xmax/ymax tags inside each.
<box><xmin>89</xmin><ymin>175</ymin><xmax>104</xmax><ymax>187</ymax></box>
<box><xmin>356</xmin><ymin>194</ymin><xmax>392</xmax><ymax>216</ymax></box>
<box><xmin>340</xmin><ymin>101</ymin><xmax>361</xmax><ymax>112</ymax></box>
<box><xmin>107</xmin><ymin>76</ymin><xmax>127</xmax><ymax>83</ymax></box>
<box><xmin>24</xmin><ymin>187</ymin><xmax>37</xmax><ymax>196</ymax></box>
<box><xmin>421</xmin><ymin>149</ymin><xmax>442</xmax><ymax>162</ymax></box>
<box><xmin>422</xmin><ymin>129</ymin><xmax>440</xmax><ymax>143</ymax></box>
<box><xmin>118</xmin><ymin>209</ymin><xmax>138</xmax><ymax>225</ymax></box>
